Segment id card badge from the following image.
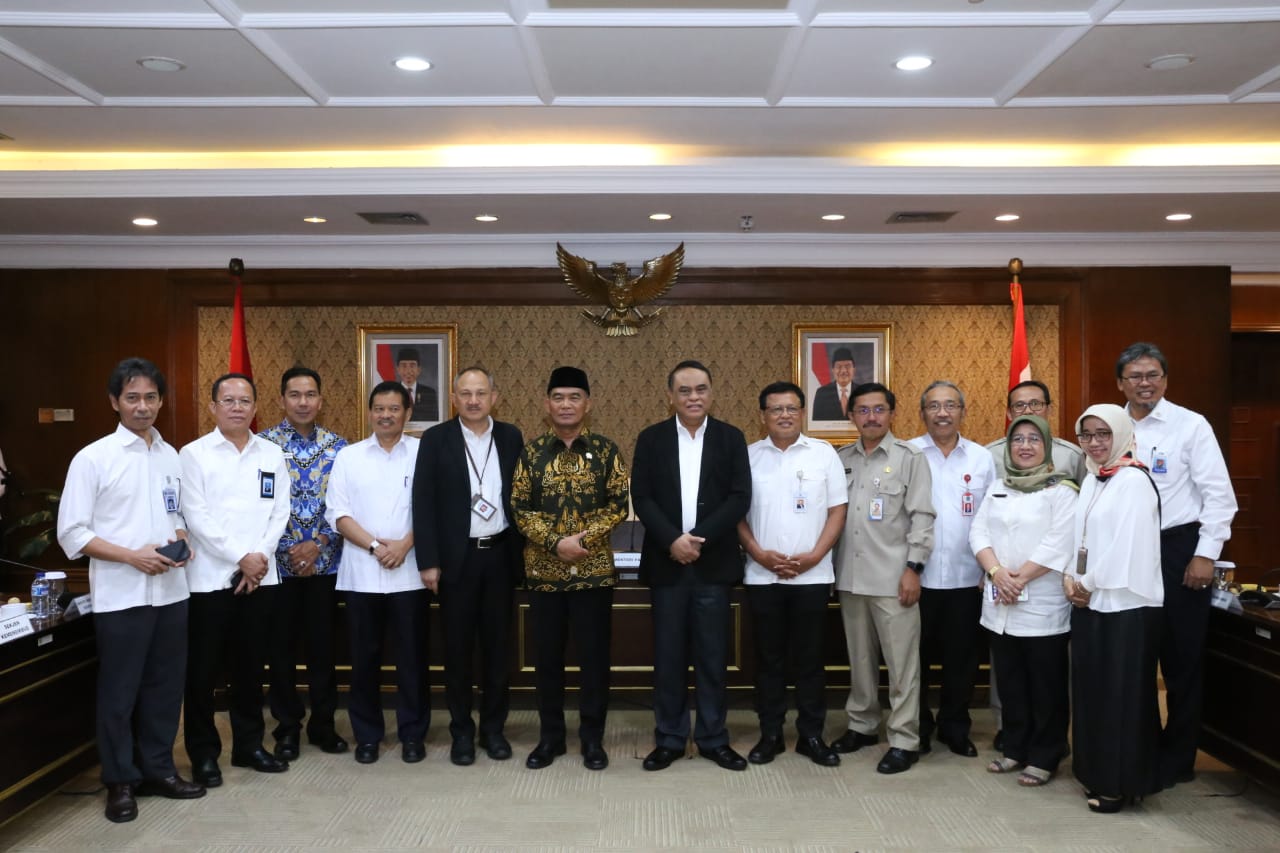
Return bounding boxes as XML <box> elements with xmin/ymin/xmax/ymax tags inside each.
<box><xmin>989</xmin><ymin>581</ymin><xmax>1000</xmax><ymax>604</ymax></box>
<box><xmin>793</xmin><ymin>491</ymin><xmax>808</xmax><ymax>513</ymax></box>
<box><xmin>868</xmin><ymin>497</ymin><xmax>885</xmax><ymax>521</ymax></box>
<box><xmin>1076</xmin><ymin>546</ymin><xmax>1088</xmax><ymax>575</ymax></box>
<box><xmin>471</xmin><ymin>493</ymin><xmax>498</xmax><ymax>521</ymax></box>
<box><xmin>1152</xmin><ymin>450</ymin><xmax>1168</xmax><ymax>474</ymax></box>
<box><xmin>259</xmin><ymin>471</ymin><xmax>276</xmax><ymax>499</ymax></box>
<box><xmin>162</xmin><ymin>484</ymin><xmax>180</xmax><ymax>513</ymax></box>
<box><xmin>961</xmin><ymin>491</ymin><xmax>975</xmax><ymax>517</ymax></box>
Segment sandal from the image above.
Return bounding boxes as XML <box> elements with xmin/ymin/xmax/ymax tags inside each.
<box><xmin>1017</xmin><ymin>766</ymin><xmax>1051</xmax><ymax>786</ymax></box>
<box><xmin>987</xmin><ymin>757</ymin><xmax>1022</xmax><ymax>773</ymax></box>
<box><xmin>1086</xmin><ymin>794</ymin><xmax>1128</xmax><ymax>814</ymax></box>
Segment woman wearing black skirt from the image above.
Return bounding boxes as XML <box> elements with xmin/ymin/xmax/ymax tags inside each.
<box><xmin>1064</xmin><ymin>403</ymin><xmax>1163</xmax><ymax>814</ymax></box>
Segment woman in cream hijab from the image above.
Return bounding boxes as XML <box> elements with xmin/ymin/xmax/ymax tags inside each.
<box><xmin>1064</xmin><ymin>404</ymin><xmax>1163</xmax><ymax>813</ymax></box>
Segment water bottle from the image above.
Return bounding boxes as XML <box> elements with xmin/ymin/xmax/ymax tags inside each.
<box><xmin>44</xmin><ymin>571</ymin><xmax>67</xmax><ymax>614</ymax></box>
<box><xmin>31</xmin><ymin>572</ymin><xmax>52</xmax><ymax>618</ymax></box>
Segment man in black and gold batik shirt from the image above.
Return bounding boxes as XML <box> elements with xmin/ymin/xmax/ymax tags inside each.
<box><xmin>512</xmin><ymin>366</ymin><xmax>628</xmax><ymax>772</ymax></box>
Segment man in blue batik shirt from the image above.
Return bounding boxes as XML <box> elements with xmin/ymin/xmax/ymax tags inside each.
<box><xmin>260</xmin><ymin>367</ymin><xmax>349</xmax><ymax>760</ymax></box>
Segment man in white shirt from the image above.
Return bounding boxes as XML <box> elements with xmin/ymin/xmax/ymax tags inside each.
<box><xmin>1116</xmin><ymin>342</ymin><xmax>1238</xmax><ymax>787</ymax></box>
<box><xmin>737</xmin><ymin>381</ymin><xmax>847</xmax><ymax>767</ymax></box>
<box><xmin>326</xmin><ymin>381</ymin><xmax>427</xmax><ymax>765</ymax></box>
<box><xmin>180</xmin><ymin>373</ymin><xmax>291</xmax><ymax>788</ymax></box>
<box><xmin>57</xmin><ymin>358</ymin><xmax>205</xmax><ymax>823</ymax></box>
<box><xmin>910</xmin><ymin>381</ymin><xmax>997</xmax><ymax>758</ymax></box>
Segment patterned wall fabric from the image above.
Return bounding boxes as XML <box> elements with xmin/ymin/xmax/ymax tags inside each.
<box><xmin>197</xmin><ymin>303</ymin><xmax>1062</xmax><ymax>459</ymax></box>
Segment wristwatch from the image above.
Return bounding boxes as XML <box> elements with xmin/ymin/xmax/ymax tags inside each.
<box><xmin>368</xmin><ymin>539</ymin><xmax>382</xmax><ymax>554</ymax></box>
<box><xmin>906</xmin><ymin>561</ymin><xmax>923</xmax><ymax>574</ymax></box>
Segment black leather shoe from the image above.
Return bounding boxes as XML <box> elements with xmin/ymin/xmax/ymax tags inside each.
<box><xmin>698</xmin><ymin>744</ymin><xmax>748</xmax><ymax>771</ymax></box>
<box><xmin>309</xmin><ymin>731</ymin><xmax>349</xmax><ymax>754</ymax></box>
<box><xmin>941</xmin><ymin>735</ymin><xmax>978</xmax><ymax>757</ymax></box>
<box><xmin>992</xmin><ymin>729</ymin><xmax>1005</xmax><ymax>752</ymax></box>
<box><xmin>105</xmin><ymin>783</ymin><xmax>138</xmax><ymax>823</ymax></box>
<box><xmin>450</xmin><ymin>736</ymin><xmax>476</xmax><ymax>766</ymax></box>
<box><xmin>795</xmin><ymin>736</ymin><xmax>840</xmax><ymax>767</ymax></box>
<box><xmin>231</xmin><ymin>747</ymin><xmax>289</xmax><ymax>773</ymax></box>
<box><xmin>830</xmin><ymin>730</ymin><xmax>878</xmax><ymax>754</ymax></box>
<box><xmin>134</xmin><ymin>774</ymin><xmax>206</xmax><ymax>799</ymax></box>
<box><xmin>478</xmin><ymin>733</ymin><xmax>512</xmax><ymax>761</ymax></box>
<box><xmin>191</xmin><ymin>758</ymin><xmax>223</xmax><ymax>788</ymax></box>
<box><xmin>748</xmin><ymin>734</ymin><xmax>785</xmax><ymax>765</ymax></box>
<box><xmin>402</xmin><ymin>741</ymin><xmax>426</xmax><ymax>763</ymax></box>
<box><xmin>274</xmin><ymin>733</ymin><xmax>300</xmax><ymax>761</ymax></box>
<box><xmin>582</xmin><ymin>741</ymin><xmax>609</xmax><ymax>771</ymax></box>
<box><xmin>919</xmin><ymin>735</ymin><xmax>932</xmax><ymax>755</ymax></box>
<box><xmin>876</xmin><ymin>747</ymin><xmax>919</xmax><ymax>774</ymax></box>
<box><xmin>525</xmin><ymin>740</ymin><xmax>567</xmax><ymax>769</ymax></box>
<box><xmin>642</xmin><ymin>746</ymin><xmax>682</xmax><ymax>771</ymax></box>
<box><xmin>354</xmin><ymin>743</ymin><xmax>380</xmax><ymax>764</ymax></box>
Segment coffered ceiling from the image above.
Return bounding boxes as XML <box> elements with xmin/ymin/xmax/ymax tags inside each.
<box><xmin>1</xmin><ymin>0</ymin><xmax>1278</xmax><ymax>270</ymax></box>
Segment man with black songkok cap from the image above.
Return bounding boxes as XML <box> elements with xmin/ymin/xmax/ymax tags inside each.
<box><xmin>812</xmin><ymin>348</ymin><xmax>858</xmax><ymax>421</ymax></box>
<box><xmin>395</xmin><ymin>347</ymin><xmax>439</xmax><ymax>421</ymax></box>
<box><xmin>512</xmin><ymin>366</ymin><xmax>629</xmax><ymax>771</ymax></box>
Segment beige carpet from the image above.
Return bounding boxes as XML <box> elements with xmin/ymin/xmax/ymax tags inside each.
<box><xmin>4</xmin><ymin>709</ymin><xmax>1280</xmax><ymax>852</ymax></box>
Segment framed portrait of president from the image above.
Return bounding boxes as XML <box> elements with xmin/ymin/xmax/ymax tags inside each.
<box><xmin>792</xmin><ymin>322</ymin><xmax>892</xmax><ymax>444</ymax></box>
<box><xmin>357</xmin><ymin>324</ymin><xmax>457</xmax><ymax>435</ymax></box>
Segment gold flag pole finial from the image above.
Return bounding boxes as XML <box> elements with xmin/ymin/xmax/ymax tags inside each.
<box><xmin>1008</xmin><ymin>257</ymin><xmax>1022</xmax><ymax>284</ymax></box>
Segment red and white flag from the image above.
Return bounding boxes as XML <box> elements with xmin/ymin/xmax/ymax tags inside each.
<box><xmin>1008</xmin><ymin>278</ymin><xmax>1031</xmax><ymax>391</ymax></box>
<box><xmin>228</xmin><ymin>264</ymin><xmax>257</xmax><ymax>430</ymax></box>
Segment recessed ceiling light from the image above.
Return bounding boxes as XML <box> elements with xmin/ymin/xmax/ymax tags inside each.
<box><xmin>995</xmin><ymin>213</ymin><xmax>1020</xmax><ymax>222</ymax></box>
<box><xmin>1146</xmin><ymin>54</ymin><xmax>1194</xmax><ymax>71</ymax></box>
<box><xmin>132</xmin><ymin>217</ymin><xmax>158</xmax><ymax>227</ymax></box>
<box><xmin>895</xmin><ymin>56</ymin><xmax>933</xmax><ymax>71</ymax></box>
<box><xmin>821</xmin><ymin>214</ymin><xmax>846</xmax><ymax>221</ymax></box>
<box><xmin>1166</xmin><ymin>213</ymin><xmax>1193</xmax><ymax>221</ymax></box>
<box><xmin>137</xmin><ymin>57</ymin><xmax>185</xmax><ymax>72</ymax></box>
<box><xmin>303</xmin><ymin>216</ymin><xmax>327</xmax><ymax>224</ymax></box>
<box><xmin>474</xmin><ymin>214</ymin><xmax>498</xmax><ymax>222</ymax></box>
<box><xmin>648</xmin><ymin>213</ymin><xmax>672</xmax><ymax>221</ymax></box>
<box><xmin>394</xmin><ymin>57</ymin><xmax>432</xmax><ymax>72</ymax></box>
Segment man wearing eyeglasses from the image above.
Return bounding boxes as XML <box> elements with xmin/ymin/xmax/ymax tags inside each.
<box><xmin>986</xmin><ymin>380</ymin><xmax>1085</xmax><ymax>484</ymax></box>
<box><xmin>737</xmin><ymin>381</ymin><xmax>848</xmax><ymax>767</ymax></box>
<box><xmin>909</xmin><ymin>381</ymin><xmax>996</xmax><ymax>759</ymax></box>
<box><xmin>180</xmin><ymin>373</ymin><xmax>292</xmax><ymax>787</ymax></box>
<box><xmin>833</xmin><ymin>382</ymin><xmax>935</xmax><ymax>774</ymax></box>
<box><xmin>1116</xmin><ymin>341</ymin><xmax>1237</xmax><ymax>789</ymax></box>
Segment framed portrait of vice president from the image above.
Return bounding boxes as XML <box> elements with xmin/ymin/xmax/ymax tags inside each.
<box><xmin>792</xmin><ymin>323</ymin><xmax>892</xmax><ymax>445</ymax></box>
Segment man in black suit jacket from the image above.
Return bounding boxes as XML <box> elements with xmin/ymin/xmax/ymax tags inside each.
<box><xmin>396</xmin><ymin>347</ymin><xmax>440</xmax><ymax>421</ymax></box>
<box><xmin>632</xmin><ymin>360</ymin><xmax>752</xmax><ymax>772</ymax></box>
<box><xmin>811</xmin><ymin>347</ymin><xmax>857</xmax><ymax>421</ymax></box>
<box><xmin>412</xmin><ymin>366</ymin><xmax>524</xmax><ymax>766</ymax></box>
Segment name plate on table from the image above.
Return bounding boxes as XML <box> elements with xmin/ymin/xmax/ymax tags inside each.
<box><xmin>0</xmin><ymin>614</ymin><xmax>35</xmax><ymax>644</ymax></box>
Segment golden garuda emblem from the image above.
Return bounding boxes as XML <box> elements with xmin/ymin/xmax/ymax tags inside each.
<box><xmin>556</xmin><ymin>242</ymin><xmax>684</xmax><ymax>337</ymax></box>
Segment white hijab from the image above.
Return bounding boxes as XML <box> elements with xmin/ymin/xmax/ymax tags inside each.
<box><xmin>1074</xmin><ymin>403</ymin><xmax>1136</xmax><ymax>476</ymax></box>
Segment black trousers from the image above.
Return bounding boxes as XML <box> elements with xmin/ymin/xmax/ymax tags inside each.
<box><xmin>268</xmin><ymin>573</ymin><xmax>340</xmax><ymax>740</ymax></box>
<box><xmin>530</xmin><ymin>586</ymin><xmax>612</xmax><ymax>743</ymax></box>
<box><xmin>1158</xmin><ymin>522</ymin><xmax>1212</xmax><ymax>782</ymax></box>
<box><xmin>918</xmin><ymin>586</ymin><xmax>983</xmax><ymax>742</ymax></box>
<box><xmin>184</xmin><ymin>586</ymin><xmax>278</xmax><ymax>763</ymax></box>
<box><xmin>344</xmin><ymin>588</ymin><xmax>430</xmax><ymax>746</ymax></box>
<box><xmin>988</xmin><ymin>629</ymin><xmax>1069</xmax><ymax>772</ymax></box>
<box><xmin>746</xmin><ymin>583</ymin><xmax>830</xmax><ymax>739</ymax></box>
<box><xmin>95</xmin><ymin>600</ymin><xmax>188</xmax><ymax>784</ymax></box>
<box><xmin>651</xmin><ymin>576</ymin><xmax>732</xmax><ymax>750</ymax></box>
<box><xmin>439</xmin><ymin>542</ymin><xmax>514</xmax><ymax>741</ymax></box>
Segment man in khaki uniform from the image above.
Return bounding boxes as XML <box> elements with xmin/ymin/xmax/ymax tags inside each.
<box><xmin>833</xmin><ymin>382</ymin><xmax>935</xmax><ymax>774</ymax></box>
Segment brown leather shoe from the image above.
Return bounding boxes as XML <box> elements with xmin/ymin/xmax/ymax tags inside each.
<box><xmin>135</xmin><ymin>774</ymin><xmax>206</xmax><ymax>799</ymax></box>
<box><xmin>105</xmin><ymin>783</ymin><xmax>138</xmax><ymax>823</ymax></box>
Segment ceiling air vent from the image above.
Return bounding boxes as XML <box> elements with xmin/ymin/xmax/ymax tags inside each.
<box><xmin>358</xmin><ymin>212</ymin><xmax>429</xmax><ymax>226</ymax></box>
<box><xmin>886</xmin><ymin>211</ymin><xmax>956</xmax><ymax>224</ymax></box>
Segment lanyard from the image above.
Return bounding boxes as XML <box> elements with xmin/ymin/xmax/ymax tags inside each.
<box><xmin>464</xmin><ymin>435</ymin><xmax>494</xmax><ymax>490</ymax></box>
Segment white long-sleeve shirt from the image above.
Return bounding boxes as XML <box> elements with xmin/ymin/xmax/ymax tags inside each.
<box><xmin>325</xmin><ymin>434</ymin><xmax>423</xmax><ymax>594</ymax></box>
<box><xmin>1073</xmin><ymin>467</ymin><xmax>1163</xmax><ymax>613</ymax></box>
<box><xmin>1128</xmin><ymin>397</ymin><xmax>1237</xmax><ymax>560</ymax></box>
<box><xmin>970</xmin><ymin>480</ymin><xmax>1076</xmax><ymax>637</ymax></box>
<box><xmin>56</xmin><ymin>423</ymin><xmax>189</xmax><ymax>613</ymax></box>
<box><xmin>910</xmin><ymin>433</ymin><xmax>996</xmax><ymax>589</ymax></box>
<box><xmin>179</xmin><ymin>427</ymin><xmax>291</xmax><ymax>593</ymax></box>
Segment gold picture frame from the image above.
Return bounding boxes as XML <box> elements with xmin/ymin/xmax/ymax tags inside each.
<box><xmin>792</xmin><ymin>322</ymin><xmax>892</xmax><ymax>445</ymax></box>
<box><xmin>357</xmin><ymin>324</ymin><xmax>458</xmax><ymax>435</ymax></box>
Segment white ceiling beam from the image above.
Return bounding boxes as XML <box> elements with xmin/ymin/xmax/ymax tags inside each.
<box><xmin>0</xmin><ymin>34</ymin><xmax>103</xmax><ymax>105</ymax></box>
